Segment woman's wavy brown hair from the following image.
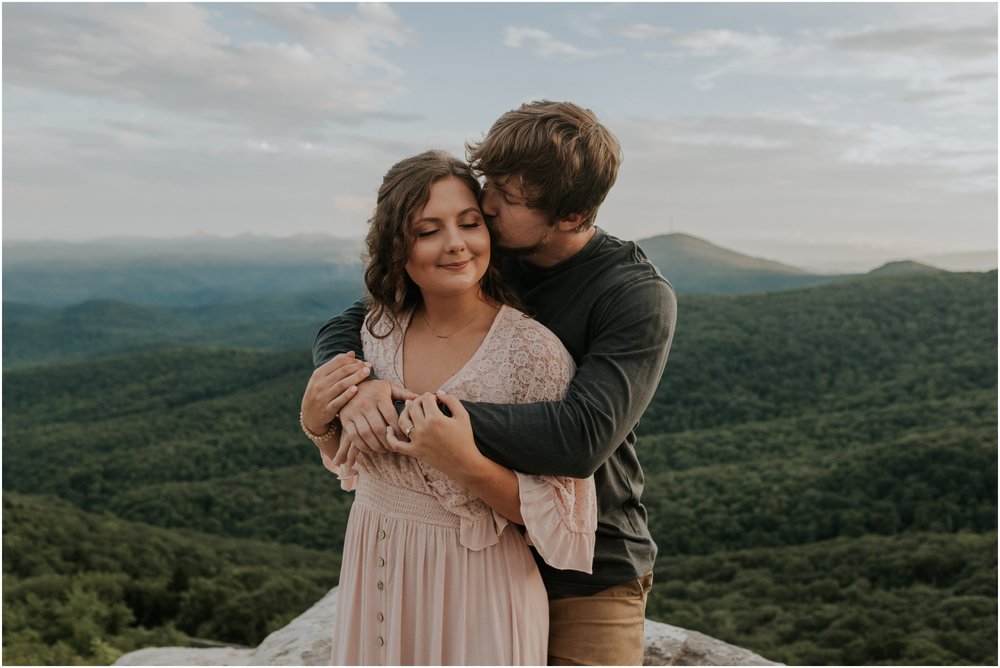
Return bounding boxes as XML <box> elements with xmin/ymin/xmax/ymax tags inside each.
<box><xmin>363</xmin><ymin>150</ymin><xmax>518</xmax><ymax>338</ymax></box>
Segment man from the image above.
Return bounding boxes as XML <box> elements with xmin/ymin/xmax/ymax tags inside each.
<box><xmin>304</xmin><ymin>100</ymin><xmax>676</xmax><ymax>665</ymax></box>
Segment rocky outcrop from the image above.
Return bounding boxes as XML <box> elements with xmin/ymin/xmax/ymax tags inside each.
<box><xmin>114</xmin><ymin>587</ymin><xmax>780</xmax><ymax>666</ymax></box>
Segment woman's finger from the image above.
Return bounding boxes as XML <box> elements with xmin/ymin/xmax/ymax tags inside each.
<box><xmin>352</xmin><ymin>413</ymin><xmax>387</xmax><ymax>453</ymax></box>
<box><xmin>340</xmin><ymin>420</ymin><xmax>373</xmax><ymax>455</ymax></box>
<box><xmin>326</xmin><ymin>384</ymin><xmax>358</xmax><ymax>415</ymax></box>
<box><xmin>419</xmin><ymin>393</ymin><xmax>441</xmax><ymax>418</ymax></box>
<box><xmin>346</xmin><ymin>442</ymin><xmax>361</xmax><ymax>470</ymax></box>
<box><xmin>317</xmin><ymin>351</ymin><xmax>357</xmax><ymax>377</ymax></box>
<box><xmin>325</xmin><ymin>366</ymin><xmax>370</xmax><ymax>402</ymax></box>
<box><xmin>407</xmin><ymin>398</ymin><xmax>426</xmax><ymax>425</ymax></box>
<box><xmin>331</xmin><ymin>432</ymin><xmax>352</xmax><ymax>467</ymax></box>
<box><xmin>385</xmin><ymin>426</ymin><xmax>412</xmax><ymax>454</ymax></box>
<box><xmin>435</xmin><ymin>390</ymin><xmax>466</xmax><ymax>419</ymax></box>
<box><xmin>397</xmin><ymin>405</ymin><xmax>414</xmax><ymax>440</ymax></box>
<box><xmin>325</xmin><ymin>363</ymin><xmax>369</xmax><ymax>392</ymax></box>
<box><xmin>376</xmin><ymin>397</ymin><xmax>399</xmax><ymax>434</ymax></box>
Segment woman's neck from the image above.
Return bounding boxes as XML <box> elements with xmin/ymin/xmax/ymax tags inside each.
<box><xmin>419</xmin><ymin>289</ymin><xmax>494</xmax><ymax>331</ymax></box>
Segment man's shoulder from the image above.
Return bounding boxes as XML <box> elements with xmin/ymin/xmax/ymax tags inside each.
<box><xmin>589</xmin><ymin>230</ymin><xmax>674</xmax><ymax>293</ymax></box>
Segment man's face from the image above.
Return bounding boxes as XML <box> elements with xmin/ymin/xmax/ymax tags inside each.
<box><xmin>480</xmin><ymin>175</ymin><xmax>555</xmax><ymax>257</ymax></box>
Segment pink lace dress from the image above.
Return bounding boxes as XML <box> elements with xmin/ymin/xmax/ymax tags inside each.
<box><xmin>321</xmin><ymin>305</ymin><xmax>597</xmax><ymax>665</ymax></box>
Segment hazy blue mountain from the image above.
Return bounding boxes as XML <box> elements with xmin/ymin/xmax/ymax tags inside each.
<box><xmin>867</xmin><ymin>260</ymin><xmax>945</xmax><ymax>277</ymax></box>
<box><xmin>3</xmin><ymin>233</ymin><xmax>364</xmax><ymax>265</ymax></box>
<box><xmin>8</xmin><ymin>232</ymin><xmax>976</xmax><ymax>309</ymax></box>
<box><xmin>636</xmin><ymin>233</ymin><xmax>842</xmax><ymax>294</ymax></box>
<box><xmin>3</xmin><ymin>284</ymin><xmax>363</xmax><ymax>369</ymax></box>
<box><xmin>3</xmin><ymin>234</ymin><xmax>365</xmax><ymax>307</ymax></box>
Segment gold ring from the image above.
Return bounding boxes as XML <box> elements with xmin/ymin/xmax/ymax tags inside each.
<box><xmin>404</xmin><ymin>425</ymin><xmax>415</xmax><ymax>437</ymax></box>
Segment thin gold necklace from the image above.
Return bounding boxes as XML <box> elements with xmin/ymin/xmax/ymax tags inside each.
<box><xmin>419</xmin><ymin>306</ymin><xmax>484</xmax><ymax>338</ymax></box>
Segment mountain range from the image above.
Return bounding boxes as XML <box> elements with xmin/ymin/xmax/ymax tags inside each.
<box><xmin>6</xmin><ymin>231</ymin><xmax>987</xmax><ymax>309</ymax></box>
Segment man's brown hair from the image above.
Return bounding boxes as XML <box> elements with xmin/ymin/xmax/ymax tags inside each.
<box><xmin>466</xmin><ymin>100</ymin><xmax>622</xmax><ymax>231</ymax></box>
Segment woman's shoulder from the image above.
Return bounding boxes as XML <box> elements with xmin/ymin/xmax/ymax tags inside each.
<box><xmin>497</xmin><ymin>305</ymin><xmax>574</xmax><ymax>365</ymax></box>
<box><xmin>362</xmin><ymin>308</ymin><xmax>410</xmax><ymax>341</ymax></box>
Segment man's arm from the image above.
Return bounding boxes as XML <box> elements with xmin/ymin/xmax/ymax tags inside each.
<box><xmin>468</xmin><ymin>278</ymin><xmax>677</xmax><ymax>478</ymax></box>
<box><xmin>313</xmin><ymin>298</ymin><xmax>368</xmax><ymax>368</ymax></box>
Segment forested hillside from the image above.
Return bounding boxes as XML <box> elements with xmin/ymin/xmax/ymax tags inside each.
<box><xmin>3</xmin><ymin>270</ymin><xmax>996</xmax><ymax>665</ymax></box>
<box><xmin>3</xmin><ymin>493</ymin><xmax>340</xmax><ymax>665</ymax></box>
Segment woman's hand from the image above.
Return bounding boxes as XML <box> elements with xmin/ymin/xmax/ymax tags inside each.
<box><xmin>300</xmin><ymin>351</ymin><xmax>370</xmax><ymax>435</ymax></box>
<box><xmin>336</xmin><ymin>379</ymin><xmax>414</xmax><ymax>455</ymax></box>
<box><xmin>386</xmin><ymin>391</ymin><xmax>484</xmax><ymax>481</ymax></box>
<box><xmin>389</xmin><ymin>390</ymin><xmax>524</xmax><ymax>522</ymax></box>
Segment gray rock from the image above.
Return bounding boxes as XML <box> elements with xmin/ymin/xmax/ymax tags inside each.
<box><xmin>115</xmin><ymin>587</ymin><xmax>780</xmax><ymax>666</ymax></box>
<box><xmin>642</xmin><ymin>619</ymin><xmax>780</xmax><ymax>666</ymax></box>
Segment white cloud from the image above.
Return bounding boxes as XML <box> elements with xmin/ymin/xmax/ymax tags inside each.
<box><xmin>617</xmin><ymin>17</ymin><xmax>996</xmax><ymax>114</ymax></box>
<box><xmin>2</xmin><ymin>3</ymin><xmax>415</xmax><ymax>134</ymax></box>
<box><xmin>835</xmin><ymin>23</ymin><xmax>997</xmax><ymax>59</ymax></box>
<box><xmin>627</xmin><ymin>27</ymin><xmax>782</xmax><ymax>59</ymax></box>
<box><xmin>600</xmin><ymin>112</ymin><xmax>996</xmax><ymax>257</ymax></box>
<box><xmin>504</xmin><ymin>26</ymin><xmax>616</xmax><ymax>60</ymax></box>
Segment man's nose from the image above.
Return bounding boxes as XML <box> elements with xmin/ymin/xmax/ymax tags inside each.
<box><xmin>481</xmin><ymin>185</ymin><xmax>499</xmax><ymax>216</ymax></box>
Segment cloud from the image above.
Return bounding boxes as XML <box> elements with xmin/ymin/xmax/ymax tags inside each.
<box><xmin>615</xmin><ymin>16</ymin><xmax>996</xmax><ymax>109</ymax></box>
<box><xmin>621</xmin><ymin>25</ymin><xmax>782</xmax><ymax>59</ymax></box>
<box><xmin>835</xmin><ymin>23</ymin><xmax>997</xmax><ymax>59</ymax></box>
<box><xmin>2</xmin><ymin>3</ymin><xmax>414</xmax><ymax>134</ymax></box>
<box><xmin>597</xmin><ymin>113</ymin><xmax>996</xmax><ymax>263</ymax></box>
<box><xmin>504</xmin><ymin>26</ymin><xmax>617</xmax><ymax>60</ymax></box>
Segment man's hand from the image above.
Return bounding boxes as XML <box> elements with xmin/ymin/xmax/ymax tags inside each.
<box><xmin>300</xmin><ymin>352</ymin><xmax>371</xmax><ymax>435</ymax></box>
<box><xmin>387</xmin><ymin>391</ymin><xmax>485</xmax><ymax>484</ymax></box>
<box><xmin>336</xmin><ymin>378</ymin><xmax>418</xmax><ymax>457</ymax></box>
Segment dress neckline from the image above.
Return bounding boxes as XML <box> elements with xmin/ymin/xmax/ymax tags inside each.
<box><xmin>394</xmin><ymin>304</ymin><xmax>509</xmax><ymax>392</ymax></box>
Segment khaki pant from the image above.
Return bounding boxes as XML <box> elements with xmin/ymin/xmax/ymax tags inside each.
<box><xmin>546</xmin><ymin>572</ymin><xmax>653</xmax><ymax>666</ymax></box>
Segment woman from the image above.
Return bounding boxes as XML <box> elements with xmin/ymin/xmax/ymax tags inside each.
<box><xmin>300</xmin><ymin>150</ymin><xmax>596</xmax><ymax>665</ymax></box>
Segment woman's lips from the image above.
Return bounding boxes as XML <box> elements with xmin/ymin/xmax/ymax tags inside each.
<box><xmin>440</xmin><ymin>260</ymin><xmax>471</xmax><ymax>270</ymax></box>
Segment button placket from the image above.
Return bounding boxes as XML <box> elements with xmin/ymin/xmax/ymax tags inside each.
<box><xmin>375</xmin><ymin>518</ymin><xmax>387</xmax><ymax>658</ymax></box>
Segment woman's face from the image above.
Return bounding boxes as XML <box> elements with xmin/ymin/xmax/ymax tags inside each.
<box><xmin>405</xmin><ymin>176</ymin><xmax>491</xmax><ymax>299</ymax></box>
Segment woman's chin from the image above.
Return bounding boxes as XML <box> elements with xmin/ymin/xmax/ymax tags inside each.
<box><xmin>416</xmin><ymin>280</ymin><xmax>485</xmax><ymax>300</ymax></box>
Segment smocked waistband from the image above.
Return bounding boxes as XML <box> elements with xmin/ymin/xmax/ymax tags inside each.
<box><xmin>354</xmin><ymin>474</ymin><xmax>461</xmax><ymax>528</ymax></box>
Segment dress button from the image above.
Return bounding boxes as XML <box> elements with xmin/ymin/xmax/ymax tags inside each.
<box><xmin>378</xmin><ymin>557</ymin><xmax>386</xmax><ymax>567</ymax></box>
<box><xmin>378</xmin><ymin>530</ymin><xmax>386</xmax><ymax>540</ymax></box>
<box><xmin>377</xmin><ymin>612</ymin><xmax>384</xmax><ymax>622</ymax></box>
<box><xmin>377</xmin><ymin>581</ymin><xmax>384</xmax><ymax>590</ymax></box>
<box><xmin>377</xmin><ymin>636</ymin><xmax>384</xmax><ymax>647</ymax></box>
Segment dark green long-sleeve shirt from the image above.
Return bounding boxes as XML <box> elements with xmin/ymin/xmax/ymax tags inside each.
<box><xmin>313</xmin><ymin>228</ymin><xmax>677</xmax><ymax>595</ymax></box>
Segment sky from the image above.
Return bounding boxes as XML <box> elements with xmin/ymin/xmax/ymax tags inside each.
<box><xmin>3</xmin><ymin>2</ymin><xmax>997</xmax><ymax>272</ymax></box>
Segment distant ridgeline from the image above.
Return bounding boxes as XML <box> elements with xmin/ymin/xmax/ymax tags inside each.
<box><xmin>2</xmin><ymin>235</ymin><xmax>996</xmax><ymax>665</ymax></box>
<box><xmin>1</xmin><ymin>232</ymin><xmax>976</xmax><ymax>369</ymax></box>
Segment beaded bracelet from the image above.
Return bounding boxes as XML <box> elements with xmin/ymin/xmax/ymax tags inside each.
<box><xmin>300</xmin><ymin>411</ymin><xmax>339</xmax><ymax>443</ymax></box>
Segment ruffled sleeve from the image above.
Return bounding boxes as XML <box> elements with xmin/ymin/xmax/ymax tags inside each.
<box><xmin>459</xmin><ymin>512</ymin><xmax>510</xmax><ymax>552</ymax></box>
<box><xmin>516</xmin><ymin>472</ymin><xmax>597</xmax><ymax>573</ymax></box>
<box><xmin>318</xmin><ymin>450</ymin><xmax>358</xmax><ymax>491</ymax></box>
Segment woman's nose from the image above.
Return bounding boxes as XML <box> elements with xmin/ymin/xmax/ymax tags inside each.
<box><xmin>444</xmin><ymin>226</ymin><xmax>466</xmax><ymax>252</ymax></box>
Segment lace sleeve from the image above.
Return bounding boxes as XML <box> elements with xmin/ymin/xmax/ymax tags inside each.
<box><xmin>506</xmin><ymin>317</ymin><xmax>596</xmax><ymax>572</ymax></box>
<box><xmin>508</xmin><ymin>316</ymin><xmax>577</xmax><ymax>404</ymax></box>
